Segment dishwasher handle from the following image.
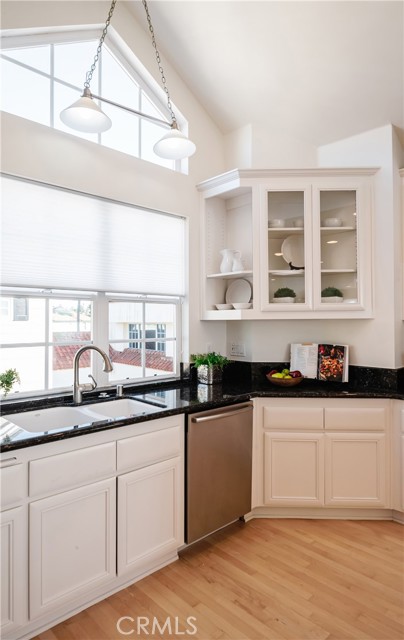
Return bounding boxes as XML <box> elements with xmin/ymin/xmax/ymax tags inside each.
<box><xmin>191</xmin><ymin>403</ymin><xmax>252</xmax><ymax>423</ymax></box>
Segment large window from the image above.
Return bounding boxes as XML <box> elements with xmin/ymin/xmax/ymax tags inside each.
<box><xmin>0</xmin><ymin>30</ymin><xmax>188</xmax><ymax>172</ymax></box>
<box><xmin>0</xmin><ymin>290</ymin><xmax>180</xmax><ymax>395</ymax></box>
<box><xmin>0</xmin><ymin>175</ymin><xmax>186</xmax><ymax>397</ymax></box>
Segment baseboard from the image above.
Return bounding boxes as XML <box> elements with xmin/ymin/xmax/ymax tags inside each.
<box><xmin>246</xmin><ymin>506</ymin><xmax>402</xmax><ymax>521</ymax></box>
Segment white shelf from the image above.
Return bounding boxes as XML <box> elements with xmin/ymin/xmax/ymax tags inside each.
<box><xmin>321</xmin><ymin>268</ymin><xmax>356</xmax><ymax>273</ymax></box>
<box><xmin>207</xmin><ymin>270</ymin><xmax>253</xmax><ymax>279</ymax></box>
<box><xmin>267</xmin><ymin>227</ymin><xmax>303</xmax><ymax>237</ymax></box>
<box><xmin>320</xmin><ymin>226</ymin><xmax>356</xmax><ymax>234</ymax></box>
<box><xmin>268</xmin><ymin>269</ymin><xmax>304</xmax><ymax>276</ymax></box>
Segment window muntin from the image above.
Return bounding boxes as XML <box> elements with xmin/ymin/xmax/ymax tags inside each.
<box><xmin>0</xmin><ymin>31</ymin><xmax>187</xmax><ymax>172</ymax></box>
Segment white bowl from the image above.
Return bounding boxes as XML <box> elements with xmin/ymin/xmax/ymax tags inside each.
<box><xmin>293</xmin><ymin>218</ymin><xmax>304</xmax><ymax>227</ymax></box>
<box><xmin>321</xmin><ymin>296</ymin><xmax>343</xmax><ymax>303</ymax></box>
<box><xmin>323</xmin><ymin>218</ymin><xmax>342</xmax><ymax>227</ymax></box>
<box><xmin>215</xmin><ymin>303</ymin><xmax>233</xmax><ymax>310</ymax></box>
<box><xmin>232</xmin><ymin>302</ymin><xmax>252</xmax><ymax>309</ymax></box>
<box><xmin>269</xmin><ymin>219</ymin><xmax>285</xmax><ymax>228</ymax></box>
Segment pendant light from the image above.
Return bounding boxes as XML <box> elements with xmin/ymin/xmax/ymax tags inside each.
<box><xmin>60</xmin><ymin>0</ymin><xmax>196</xmax><ymax>160</ymax></box>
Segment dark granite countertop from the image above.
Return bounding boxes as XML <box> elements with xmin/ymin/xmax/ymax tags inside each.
<box><xmin>1</xmin><ymin>365</ymin><xmax>404</xmax><ymax>452</ymax></box>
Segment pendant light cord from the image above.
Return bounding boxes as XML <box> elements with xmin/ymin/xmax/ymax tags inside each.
<box><xmin>84</xmin><ymin>0</ymin><xmax>117</xmax><ymax>90</ymax></box>
<box><xmin>142</xmin><ymin>0</ymin><xmax>177</xmax><ymax>128</ymax></box>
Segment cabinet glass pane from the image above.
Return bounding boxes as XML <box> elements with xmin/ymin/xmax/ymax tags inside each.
<box><xmin>320</xmin><ymin>191</ymin><xmax>358</xmax><ymax>303</ymax></box>
<box><xmin>267</xmin><ymin>191</ymin><xmax>305</xmax><ymax>304</ymax></box>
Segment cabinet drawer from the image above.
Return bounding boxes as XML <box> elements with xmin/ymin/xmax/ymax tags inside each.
<box><xmin>1</xmin><ymin>463</ymin><xmax>26</xmax><ymax>508</ymax></box>
<box><xmin>117</xmin><ymin>425</ymin><xmax>181</xmax><ymax>472</ymax></box>
<box><xmin>29</xmin><ymin>442</ymin><xmax>116</xmax><ymax>498</ymax></box>
<box><xmin>324</xmin><ymin>407</ymin><xmax>387</xmax><ymax>431</ymax></box>
<box><xmin>263</xmin><ymin>406</ymin><xmax>323</xmax><ymax>430</ymax></box>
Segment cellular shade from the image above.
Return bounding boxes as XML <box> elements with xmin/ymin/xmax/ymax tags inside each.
<box><xmin>1</xmin><ymin>175</ymin><xmax>185</xmax><ymax>296</ymax></box>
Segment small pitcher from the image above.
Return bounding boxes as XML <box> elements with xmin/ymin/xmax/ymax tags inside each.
<box><xmin>219</xmin><ymin>249</ymin><xmax>236</xmax><ymax>273</ymax></box>
<box><xmin>232</xmin><ymin>251</ymin><xmax>244</xmax><ymax>272</ymax></box>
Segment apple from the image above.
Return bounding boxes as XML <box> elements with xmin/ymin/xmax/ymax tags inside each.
<box><xmin>281</xmin><ymin>368</ymin><xmax>290</xmax><ymax>374</ymax></box>
<box><xmin>290</xmin><ymin>370</ymin><xmax>302</xmax><ymax>378</ymax></box>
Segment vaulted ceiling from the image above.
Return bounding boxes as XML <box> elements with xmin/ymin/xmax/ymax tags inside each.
<box><xmin>128</xmin><ymin>0</ymin><xmax>403</xmax><ymax>148</ymax></box>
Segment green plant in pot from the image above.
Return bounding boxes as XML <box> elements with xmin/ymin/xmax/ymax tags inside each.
<box><xmin>273</xmin><ymin>287</ymin><xmax>296</xmax><ymax>303</ymax></box>
<box><xmin>190</xmin><ymin>352</ymin><xmax>230</xmax><ymax>385</ymax></box>
<box><xmin>321</xmin><ymin>286</ymin><xmax>343</xmax><ymax>302</ymax></box>
<box><xmin>0</xmin><ymin>368</ymin><xmax>20</xmax><ymax>396</ymax></box>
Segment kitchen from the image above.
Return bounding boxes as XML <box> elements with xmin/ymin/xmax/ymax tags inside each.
<box><xmin>1</xmin><ymin>1</ymin><xmax>403</xmax><ymax>639</ymax></box>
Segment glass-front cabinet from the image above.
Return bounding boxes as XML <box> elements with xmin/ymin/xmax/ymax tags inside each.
<box><xmin>198</xmin><ymin>169</ymin><xmax>377</xmax><ymax>320</ymax></box>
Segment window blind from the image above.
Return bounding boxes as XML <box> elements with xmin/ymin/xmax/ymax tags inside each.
<box><xmin>0</xmin><ymin>175</ymin><xmax>186</xmax><ymax>296</ymax></box>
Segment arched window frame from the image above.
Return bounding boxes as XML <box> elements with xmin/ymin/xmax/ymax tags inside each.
<box><xmin>0</xmin><ymin>26</ymin><xmax>189</xmax><ymax>173</ymax></box>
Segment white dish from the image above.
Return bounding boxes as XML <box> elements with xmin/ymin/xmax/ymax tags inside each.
<box><xmin>215</xmin><ymin>303</ymin><xmax>233</xmax><ymax>310</ymax></box>
<box><xmin>232</xmin><ymin>302</ymin><xmax>252</xmax><ymax>309</ymax></box>
<box><xmin>321</xmin><ymin>296</ymin><xmax>343</xmax><ymax>303</ymax></box>
<box><xmin>269</xmin><ymin>219</ymin><xmax>285</xmax><ymax>228</ymax></box>
<box><xmin>272</xmin><ymin>297</ymin><xmax>295</xmax><ymax>303</ymax></box>
<box><xmin>225</xmin><ymin>278</ymin><xmax>252</xmax><ymax>304</ymax></box>
<box><xmin>323</xmin><ymin>217</ymin><xmax>342</xmax><ymax>227</ymax></box>
<box><xmin>281</xmin><ymin>235</ymin><xmax>305</xmax><ymax>269</ymax></box>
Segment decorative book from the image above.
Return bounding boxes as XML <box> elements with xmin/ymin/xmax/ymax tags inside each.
<box><xmin>290</xmin><ymin>342</ymin><xmax>349</xmax><ymax>382</ymax></box>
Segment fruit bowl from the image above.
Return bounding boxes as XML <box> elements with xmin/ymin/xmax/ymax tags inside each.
<box><xmin>266</xmin><ymin>374</ymin><xmax>304</xmax><ymax>387</ymax></box>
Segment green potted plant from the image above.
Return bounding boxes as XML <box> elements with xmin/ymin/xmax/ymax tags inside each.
<box><xmin>273</xmin><ymin>287</ymin><xmax>296</xmax><ymax>303</ymax></box>
<box><xmin>190</xmin><ymin>352</ymin><xmax>230</xmax><ymax>385</ymax></box>
<box><xmin>321</xmin><ymin>286</ymin><xmax>343</xmax><ymax>303</ymax></box>
<box><xmin>0</xmin><ymin>368</ymin><xmax>20</xmax><ymax>396</ymax></box>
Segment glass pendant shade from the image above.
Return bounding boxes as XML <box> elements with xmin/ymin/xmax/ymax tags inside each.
<box><xmin>60</xmin><ymin>95</ymin><xmax>112</xmax><ymax>133</ymax></box>
<box><xmin>153</xmin><ymin>128</ymin><xmax>196</xmax><ymax>160</ymax></box>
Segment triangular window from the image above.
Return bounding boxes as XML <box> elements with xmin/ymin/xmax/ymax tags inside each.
<box><xmin>0</xmin><ymin>29</ymin><xmax>187</xmax><ymax>172</ymax></box>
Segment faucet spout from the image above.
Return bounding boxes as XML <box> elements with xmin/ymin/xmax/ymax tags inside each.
<box><xmin>73</xmin><ymin>345</ymin><xmax>113</xmax><ymax>404</ymax></box>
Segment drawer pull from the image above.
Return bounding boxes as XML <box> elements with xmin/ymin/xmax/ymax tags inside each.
<box><xmin>0</xmin><ymin>456</ymin><xmax>18</xmax><ymax>468</ymax></box>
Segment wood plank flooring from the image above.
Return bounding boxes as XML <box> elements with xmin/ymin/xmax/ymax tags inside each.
<box><xmin>34</xmin><ymin>519</ymin><xmax>404</xmax><ymax>640</ymax></box>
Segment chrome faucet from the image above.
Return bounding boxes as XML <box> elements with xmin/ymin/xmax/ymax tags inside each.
<box><xmin>73</xmin><ymin>345</ymin><xmax>113</xmax><ymax>404</ymax></box>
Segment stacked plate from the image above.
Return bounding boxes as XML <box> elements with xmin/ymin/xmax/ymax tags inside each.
<box><xmin>225</xmin><ymin>278</ymin><xmax>252</xmax><ymax>305</ymax></box>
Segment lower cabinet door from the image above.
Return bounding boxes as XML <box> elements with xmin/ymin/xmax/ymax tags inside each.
<box><xmin>264</xmin><ymin>432</ymin><xmax>325</xmax><ymax>506</ymax></box>
<box><xmin>29</xmin><ymin>478</ymin><xmax>116</xmax><ymax>620</ymax></box>
<box><xmin>117</xmin><ymin>457</ymin><xmax>183</xmax><ymax>578</ymax></box>
<box><xmin>325</xmin><ymin>432</ymin><xmax>388</xmax><ymax>507</ymax></box>
<box><xmin>1</xmin><ymin>506</ymin><xmax>27</xmax><ymax>636</ymax></box>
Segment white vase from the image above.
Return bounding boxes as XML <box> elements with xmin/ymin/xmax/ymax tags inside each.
<box><xmin>232</xmin><ymin>251</ymin><xmax>244</xmax><ymax>272</ymax></box>
<box><xmin>219</xmin><ymin>249</ymin><xmax>236</xmax><ymax>273</ymax></box>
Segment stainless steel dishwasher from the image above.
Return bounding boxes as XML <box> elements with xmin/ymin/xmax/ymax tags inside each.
<box><xmin>186</xmin><ymin>402</ymin><xmax>253</xmax><ymax>544</ymax></box>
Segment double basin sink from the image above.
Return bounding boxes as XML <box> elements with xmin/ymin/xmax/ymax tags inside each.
<box><xmin>5</xmin><ymin>398</ymin><xmax>160</xmax><ymax>433</ymax></box>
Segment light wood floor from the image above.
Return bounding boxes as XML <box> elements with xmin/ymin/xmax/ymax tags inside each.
<box><xmin>34</xmin><ymin>519</ymin><xmax>404</xmax><ymax>640</ymax></box>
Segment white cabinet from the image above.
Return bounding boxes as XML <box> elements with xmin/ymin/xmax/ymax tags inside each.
<box><xmin>29</xmin><ymin>478</ymin><xmax>116</xmax><ymax>620</ymax></box>
<box><xmin>117</xmin><ymin>457</ymin><xmax>183</xmax><ymax>578</ymax></box>
<box><xmin>392</xmin><ymin>400</ymin><xmax>404</xmax><ymax>513</ymax></box>
<box><xmin>0</xmin><ymin>414</ymin><xmax>184</xmax><ymax>640</ymax></box>
<box><xmin>264</xmin><ymin>432</ymin><xmax>324</xmax><ymax>506</ymax></box>
<box><xmin>324</xmin><ymin>432</ymin><xmax>387</xmax><ymax>506</ymax></box>
<box><xmin>254</xmin><ymin>398</ymin><xmax>390</xmax><ymax>510</ymax></box>
<box><xmin>0</xmin><ymin>506</ymin><xmax>27</xmax><ymax>636</ymax></box>
<box><xmin>0</xmin><ymin>456</ymin><xmax>28</xmax><ymax>638</ymax></box>
<box><xmin>198</xmin><ymin>168</ymin><xmax>377</xmax><ymax>320</ymax></box>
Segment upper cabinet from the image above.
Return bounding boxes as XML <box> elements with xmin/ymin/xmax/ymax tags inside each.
<box><xmin>197</xmin><ymin>169</ymin><xmax>378</xmax><ymax>320</ymax></box>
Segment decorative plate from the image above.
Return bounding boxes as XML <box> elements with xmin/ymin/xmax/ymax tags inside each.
<box><xmin>281</xmin><ymin>235</ymin><xmax>305</xmax><ymax>269</ymax></box>
<box><xmin>225</xmin><ymin>278</ymin><xmax>252</xmax><ymax>304</ymax></box>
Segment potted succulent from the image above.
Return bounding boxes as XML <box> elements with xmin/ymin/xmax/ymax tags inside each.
<box><xmin>273</xmin><ymin>287</ymin><xmax>296</xmax><ymax>303</ymax></box>
<box><xmin>0</xmin><ymin>368</ymin><xmax>20</xmax><ymax>396</ymax></box>
<box><xmin>190</xmin><ymin>352</ymin><xmax>230</xmax><ymax>385</ymax></box>
<box><xmin>321</xmin><ymin>286</ymin><xmax>343</xmax><ymax>303</ymax></box>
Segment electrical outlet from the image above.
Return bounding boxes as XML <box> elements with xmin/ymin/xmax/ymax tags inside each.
<box><xmin>230</xmin><ymin>343</ymin><xmax>246</xmax><ymax>357</ymax></box>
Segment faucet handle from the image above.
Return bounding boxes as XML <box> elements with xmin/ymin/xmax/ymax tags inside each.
<box><xmin>78</xmin><ymin>374</ymin><xmax>97</xmax><ymax>393</ymax></box>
